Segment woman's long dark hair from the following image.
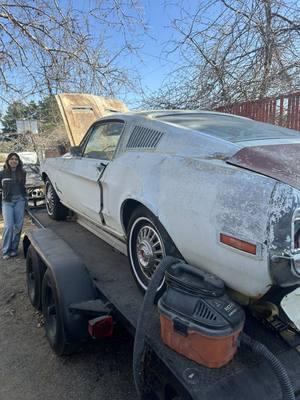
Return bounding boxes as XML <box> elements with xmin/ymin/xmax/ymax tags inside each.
<box><xmin>4</xmin><ymin>152</ymin><xmax>25</xmax><ymax>181</ymax></box>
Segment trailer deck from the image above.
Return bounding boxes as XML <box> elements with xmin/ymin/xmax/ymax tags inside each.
<box><xmin>28</xmin><ymin>208</ymin><xmax>300</xmax><ymax>400</ymax></box>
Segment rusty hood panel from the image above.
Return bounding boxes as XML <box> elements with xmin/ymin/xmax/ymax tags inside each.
<box><xmin>55</xmin><ymin>93</ymin><xmax>128</xmax><ymax>146</ymax></box>
<box><xmin>227</xmin><ymin>144</ymin><xmax>300</xmax><ymax>190</ymax></box>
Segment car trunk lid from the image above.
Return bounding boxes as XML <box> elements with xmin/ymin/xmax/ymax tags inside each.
<box><xmin>55</xmin><ymin>93</ymin><xmax>128</xmax><ymax>146</ymax></box>
<box><xmin>227</xmin><ymin>143</ymin><xmax>300</xmax><ymax>190</ymax></box>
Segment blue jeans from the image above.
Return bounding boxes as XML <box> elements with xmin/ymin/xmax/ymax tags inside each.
<box><xmin>2</xmin><ymin>195</ymin><xmax>25</xmax><ymax>256</ymax></box>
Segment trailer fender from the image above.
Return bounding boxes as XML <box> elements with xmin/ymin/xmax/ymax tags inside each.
<box><xmin>24</xmin><ymin>228</ymin><xmax>96</xmax><ymax>350</ymax></box>
<box><xmin>26</xmin><ymin>244</ymin><xmax>47</xmax><ymax>310</ymax></box>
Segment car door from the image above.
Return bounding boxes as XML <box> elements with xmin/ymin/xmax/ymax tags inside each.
<box><xmin>59</xmin><ymin>120</ymin><xmax>125</xmax><ymax>224</ymax></box>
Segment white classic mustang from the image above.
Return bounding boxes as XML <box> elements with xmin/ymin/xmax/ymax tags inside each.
<box><xmin>42</xmin><ymin>94</ymin><xmax>300</xmax><ymax>304</ymax></box>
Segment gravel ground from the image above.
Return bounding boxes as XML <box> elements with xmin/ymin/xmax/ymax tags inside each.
<box><xmin>0</xmin><ymin>214</ymin><xmax>137</xmax><ymax>400</ymax></box>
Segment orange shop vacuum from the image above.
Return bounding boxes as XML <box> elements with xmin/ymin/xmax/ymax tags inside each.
<box><xmin>158</xmin><ymin>263</ymin><xmax>245</xmax><ymax>368</ymax></box>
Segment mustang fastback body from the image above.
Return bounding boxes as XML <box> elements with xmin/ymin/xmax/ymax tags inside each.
<box><xmin>41</xmin><ymin>95</ymin><xmax>300</xmax><ymax>302</ymax></box>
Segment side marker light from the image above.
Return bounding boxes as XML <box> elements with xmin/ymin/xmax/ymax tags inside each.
<box><xmin>220</xmin><ymin>233</ymin><xmax>256</xmax><ymax>255</ymax></box>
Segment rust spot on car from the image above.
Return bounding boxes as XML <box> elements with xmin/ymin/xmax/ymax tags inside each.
<box><xmin>227</xmin><ymin>144</ymin><xmax>300</xmax><ymax>190</ymax></box>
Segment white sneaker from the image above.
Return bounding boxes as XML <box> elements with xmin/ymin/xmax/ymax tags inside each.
<box><xmin>10</xmin><ymin>252</ymin><xmax>17</xmax><ymax>257</ymax></box>
<box><xmin>2</xmin><ymin>255</ymin><xmax>10</xmax><ymax>260</ymax></box>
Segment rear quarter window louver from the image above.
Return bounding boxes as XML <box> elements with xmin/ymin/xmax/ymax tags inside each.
<box><xmin>126</xmin><ymin>126</ymin><xmax>164</xmax><ymax>150</ymax></box>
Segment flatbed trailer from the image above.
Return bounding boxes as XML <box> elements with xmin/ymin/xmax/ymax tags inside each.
<box><xmin>24</xmin><ymin>208</ymin><xmax>300</xmax><ymax>400</ymax></box>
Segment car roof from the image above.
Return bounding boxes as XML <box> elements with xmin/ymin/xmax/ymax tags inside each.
<box><xmin>53</xmin><ymin>93</ymin><xmax>250</xmax><ymax>146</ymax></box>
<box><xmin>107</xmin><ymin>109</ymin><xmax>300</xmax><ymax>145</ymax></box>
<box><xmin>108</xmin><ymin>109</ymin><xmax>250</xmax><ymax>121</ymax></box>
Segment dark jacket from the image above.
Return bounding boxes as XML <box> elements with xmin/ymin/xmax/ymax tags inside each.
<box><xmin>0</xmin><ymin>168</ymin><xmax>26</xmax><ymax>202</ymax></box>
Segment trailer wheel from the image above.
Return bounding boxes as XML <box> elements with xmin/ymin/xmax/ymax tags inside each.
<box><xmin>45</xmin><ymin>179</ymin><xmax>68</xmax><ymax>221</ymax></box>
<box><xmin>42</xmin><ymin>269</ymin><xmax>77</xmax><ymax>355</ymax></box>
<box><xmin>127</xmin><ymin>207</ymin><xmax>181</xmax><ymax>292</ymax></box>
<box><xmin>26</xmin><ymin>245</ymin><xmax>46</xmax><ymax>310</ymax></box>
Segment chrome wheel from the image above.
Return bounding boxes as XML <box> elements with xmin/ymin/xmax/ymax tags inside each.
<box><xmin>127</xmin><ymin>207</ymin><xmax>182</xmax><ymax>293</ymax></box>
<box><xmin>45</xmin><ymin>181</ymin><xmax>55</xmax><ymax>216</ymax></box>
<box><xmin>136</xmin><ymin>224</ymin><xmax>165</xmax><ymax>279</ymax></box>
<box><xmin>128</xmin><ymin>216</ymin><xmax>167</xmax><ymax>291</ymax></box>
<box><xmin>44</xmin><ymin>179</ymin><xmax>68</xmax><ymax>221</ymax></box>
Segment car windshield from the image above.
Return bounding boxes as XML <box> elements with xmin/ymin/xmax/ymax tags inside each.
<box><xmin>157</xmin><ymin>114</ymin><xmax>300</xmax><ymax>142</ymax></box>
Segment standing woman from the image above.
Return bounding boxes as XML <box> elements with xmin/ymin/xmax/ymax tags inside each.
<box><xmin>0</xmin><ymin>153</ymin><xmax>26</xmax><ymax>259</ymax></box>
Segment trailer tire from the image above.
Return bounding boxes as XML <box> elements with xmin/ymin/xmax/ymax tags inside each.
<box><xmin>42</xmin><ymin>269</ymin><xmax>78</xmax><ymax>355</ymax></box>
<box><xmin>26</xmin><ymin>245</ymin><xmax>46</xmax><ymax>310</ymax></box>
<box><xmin>45</xmin><ymin>179</ymin><xmax>68</xmax><ymax>221</ymax></box>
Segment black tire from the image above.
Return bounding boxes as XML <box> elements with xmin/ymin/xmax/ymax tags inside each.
<box><xmin>41</xmin><ymin>269</ymin><xmax>77</xmax><ymax>355</ymax></box>
<box><xmin>45</xmin><ymin>179</ymin><xmax>68</xmax><ymax>221</ymax></box>
<box><xmin>127</xmin><ymin>207</ymin><xmax>181</xmax><ymax>292</ymax></box>
<box><xmin>26</xmin><ymin>245</ymin><xmax>46</xmax><ymax>310</ymax></box>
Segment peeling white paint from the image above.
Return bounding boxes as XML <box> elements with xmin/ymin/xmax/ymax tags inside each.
<box><xmin>42</xmin><ymin>111</ymin><xmax>300</xmax><ymax>299</ymax></box>
<box><xmin>267</xmin><ymin>183</ymin><xmax>299</xmax><ymax>251</ymax></box>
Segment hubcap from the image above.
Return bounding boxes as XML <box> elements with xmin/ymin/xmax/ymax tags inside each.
<box><xmin>136</xmin><ymin>225</ymin><xmax>165</xmax><ymax>280</ymax></box>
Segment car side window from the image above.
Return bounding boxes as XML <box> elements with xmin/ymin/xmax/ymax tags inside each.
<box><xmin>83</xmin><ymin>121</ymin><xmax>124</xmax><ymax>160</ymax></box>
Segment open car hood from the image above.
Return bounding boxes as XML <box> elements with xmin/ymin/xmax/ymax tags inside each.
<box><xmin>55</xmin><ymin>93</ymin><xmax>128</xmax><ymax>146</ymax></box>
<box><xmin>227</xmin><ymin>143</ymin><xmax>300</xmax><ymax>190</ymax></box>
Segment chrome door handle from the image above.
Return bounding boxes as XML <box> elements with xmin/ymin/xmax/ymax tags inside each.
<box><xmin>97</xmin><ymin>162</ymin><xmax>108</xmax><ymax>171</ymax></box>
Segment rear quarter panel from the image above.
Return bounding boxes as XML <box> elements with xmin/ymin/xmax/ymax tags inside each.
<box><xmin>102</xmin><ymin>145</ymin><xmax>276</xmax><ymax>297</ymax></box>
<box><xmin>157</xmin><ymin>156</ymin><xmax>276</xmax><ymax>297</ymax></box>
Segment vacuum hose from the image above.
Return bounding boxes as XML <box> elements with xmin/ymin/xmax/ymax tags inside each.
<box><xmin>240</xmin><ymin>332</ymin><xmax>295</xmax><ymax>400</ymax></box>
<box><xmin>133</xmin><ymin>257</ymin><xmax>295</xmax><ymax>400</ymax></box>
<box><xmin>133</xmin><ymin>256</ymin><xmax>180</xmax><ymax>398</ymax></box>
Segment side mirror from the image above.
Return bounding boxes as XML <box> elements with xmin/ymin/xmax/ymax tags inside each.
<box><xmin>70</xmin><ymin>146</ymin><xmax>82</xmax><ymax>157</ymax></box>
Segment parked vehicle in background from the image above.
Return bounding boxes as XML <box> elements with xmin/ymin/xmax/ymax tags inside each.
<box><xmin>41</xmin><ymin>94</ymin><xmax>300</xmax><ymax>307</ymax></box>
<box><xmin>18</xmin><ymin>152</ymin><xmax>45</xmax><ymax>207</ymax></box>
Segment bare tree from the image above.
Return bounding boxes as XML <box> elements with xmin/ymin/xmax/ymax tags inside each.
<box><xmin>145</xmin><ymin>0</ymin><xmax>300</xmax><ymax>109</ymax></box>
<box><xmin>0</xmin><ymin>0</ymin><xmax>145</xmax><ymax>104</ymax></box>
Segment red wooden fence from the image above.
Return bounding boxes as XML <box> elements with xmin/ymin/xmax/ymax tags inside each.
<box><xmin>216</xmin><ymin>92</ymin><xmax>300</xmax><ymax>131</ymax></box>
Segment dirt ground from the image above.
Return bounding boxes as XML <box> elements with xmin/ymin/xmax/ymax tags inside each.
<box><xmin>0</xmin><ymin>214</ymin><xmax>137</xmax><ymax>400</ymax></box>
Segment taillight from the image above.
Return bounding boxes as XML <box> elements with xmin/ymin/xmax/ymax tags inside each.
<box><xmin>88</xmin><ymin>315</ymin><xmax>113</xmax><ymax>338</ymax></box>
